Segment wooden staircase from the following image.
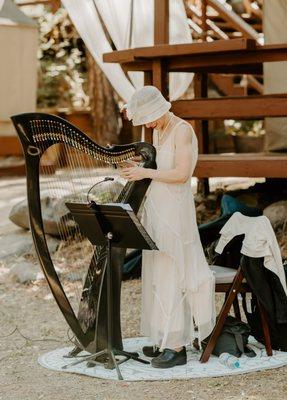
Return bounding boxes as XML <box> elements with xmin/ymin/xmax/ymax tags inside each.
<box><xmin>184</xmin><ymin>0</ymin><xmax>263</xmax><ymax>96</ymax></box>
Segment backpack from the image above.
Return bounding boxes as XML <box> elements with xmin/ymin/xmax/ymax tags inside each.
<box><xmin>201</xmin><ymin>316</ymin><xmax>256</xmax><ymax>357</ymax></box>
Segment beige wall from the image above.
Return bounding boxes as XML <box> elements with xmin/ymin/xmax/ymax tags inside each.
<box><xmin>264</xmin><ymin>0</ymin><xmax>287</xmax><ymax>151</ymax></box>
<box><xmin>0</xmin><ymin>24</ymin><xmax>37</xmax><ymax>135</ymax></box>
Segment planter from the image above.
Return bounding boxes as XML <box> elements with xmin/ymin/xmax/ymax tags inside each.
<box><xmin>232</xmin><ymin>135</ymin><xmax>265</xmax><ymax>153</ymax></box>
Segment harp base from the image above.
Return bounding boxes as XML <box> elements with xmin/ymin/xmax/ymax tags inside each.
<box><xmin>62</xmin><ymin>230</ymin><xmax>150</xmax><ymax>380</ymax></box>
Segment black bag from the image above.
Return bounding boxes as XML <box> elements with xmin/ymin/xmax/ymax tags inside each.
<box><xmin>243</xmin><ymin>293</ymin><xmax>287</xmax><ymax>352</ymax></box>
<box><xmin>202</xmin><ymin>316</ymin><xmax>256</xmax><ymax>357</ymax></box>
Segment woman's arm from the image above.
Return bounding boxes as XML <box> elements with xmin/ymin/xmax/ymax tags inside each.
<box><xmin>120</xmin><ymin>125</ymin><xmax>194</xmax><ymax>184</ymax></box>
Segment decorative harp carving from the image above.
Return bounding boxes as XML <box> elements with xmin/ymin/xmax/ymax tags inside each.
<box><xmin>11</xmin><ymin>113</ymin><xmax>156</xmax><ymax>356</ymax></box>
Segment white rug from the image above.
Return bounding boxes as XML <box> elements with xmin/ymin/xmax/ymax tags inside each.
<box><xmin>38</xmin><ymin>337</ymin><xmax>287</xmax><ymax>381</ymax></box>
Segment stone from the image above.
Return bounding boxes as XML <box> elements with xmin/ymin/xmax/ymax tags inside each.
<box><xmin>196</xmin><ymin>203</ymin><xmax>206</xmax><ymax>213</ymax></box>
<box><xmin>263</xmin><ymin>200</ymin><xmax>287</xmax><ymax>228</ymax></box>
<box><xmin>8</xmin><ymin>260</ymin><xmax>44</xmax><ymax>283</ymax></box>
<box><xmin>9</xmin><ymin>180</ymin><xmax>124</xmax><ymax>237</ymax></box>
<box><xmin>0</xmin><ymin>231</ymin><xmax>59</xmax><ymax>264</ymax></box>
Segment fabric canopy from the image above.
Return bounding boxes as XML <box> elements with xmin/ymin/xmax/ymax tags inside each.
<box><xmin>62</xmin><ymin>0</ymin><xmax>193</xmax><ymax>102</ymax></box>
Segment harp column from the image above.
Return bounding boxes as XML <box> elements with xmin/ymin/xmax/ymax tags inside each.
<box><xmin>144</xmin><ymin>0</ymin><xmax>169</xmax><ymax>143</ymax></box>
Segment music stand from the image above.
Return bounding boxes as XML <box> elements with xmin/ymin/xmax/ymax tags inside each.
<box><xmin>64</xmin><ymin>201</ymin><xmax>158</xmax><ymax>380</ymax></box>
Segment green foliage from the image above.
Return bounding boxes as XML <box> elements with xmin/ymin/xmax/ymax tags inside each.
<box><xmin>224</xmin><ymin>119</ymin><xmax>265</xmax><ymax>137</ymax></box>
<box><xmin>37</xmin><ymin>8</ymin><xmax>88</xmax><ymax>109</ymax></box>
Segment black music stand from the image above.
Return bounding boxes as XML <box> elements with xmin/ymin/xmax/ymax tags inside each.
<box><xmin>64</xmin><ymin>201</ymin><xmax>158</xmax><ymax>380</ymax></box>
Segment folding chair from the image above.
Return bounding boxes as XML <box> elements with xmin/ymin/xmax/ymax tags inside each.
<box><xmin>200</xmin><ymin>264</ymin><xmax>273</xmax><ymax>363</ymax></box>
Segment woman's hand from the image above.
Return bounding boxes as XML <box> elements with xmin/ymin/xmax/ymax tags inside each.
<box><xmin>120</xmin><ymin>165</ymin><xmax>149</xmax><ymax>181</ymax></box>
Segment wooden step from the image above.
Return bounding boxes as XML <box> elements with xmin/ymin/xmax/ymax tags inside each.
<box><xmin>210</xmin><ymin>74</ymin><xmax>246</xmax><ymax>96</ymax></box>
<box><xmin>194</xmin><ymin>153</ymin><xmax>287</xmax><ymax>178</ymax></box>
<box><xmin>172</xmin><ymin>94</ymin><xmax>287</xmax><ymax>120</ymax></box>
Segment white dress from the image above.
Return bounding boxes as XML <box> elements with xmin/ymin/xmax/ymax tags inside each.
<box><xmin>140</xmin><ymin>114</ymin><xmax>215</xmax><ymax>351</ymax></box>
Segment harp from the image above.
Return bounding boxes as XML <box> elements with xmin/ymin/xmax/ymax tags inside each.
<box><xmin>11</xmin><ymin>113</ymin><xmax>156</xmax><ymax>356</ymax></box>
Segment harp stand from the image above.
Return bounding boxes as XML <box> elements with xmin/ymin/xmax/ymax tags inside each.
<box><xmin>64</xmin><ymin>202</ymin><xmax>158</xmax><ymax>380</ymax></box>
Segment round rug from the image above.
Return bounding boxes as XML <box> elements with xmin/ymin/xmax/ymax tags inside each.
<box><xmin>38</xmin><ymin>337</ymin><xmax>287</xmax><ymax>381</ymax></box>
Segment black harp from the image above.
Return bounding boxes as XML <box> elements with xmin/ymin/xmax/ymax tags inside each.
<box><xmin>11</xmin><ymin>112</ymin><xmax>156</xmax><ymax>355</ymax></box>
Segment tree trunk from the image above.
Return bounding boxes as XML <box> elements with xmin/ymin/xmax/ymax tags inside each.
<box><xmin>86</xmin><ymin>51</ymin><xmax>120</xmax><ymax>146</ymax></box>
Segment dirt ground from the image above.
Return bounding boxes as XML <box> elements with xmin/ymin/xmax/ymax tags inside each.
<box><xmin>1</xmin><ymin>177</ymin><xmax>287</xmax><ymax>400</ymax></box>
<box><xmin>1</xmin><ymin>277</ymin><xmax>287</xmax><ymax>400</ymax></box>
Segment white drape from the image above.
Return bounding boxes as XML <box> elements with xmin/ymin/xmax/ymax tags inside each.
<box><xmin>0</xmin><ymin>0</ymin><xmax>4</xmax><ymax>11</ymax></box>
<box><xmin>62</xmin><ymin>0</ymin><xmax>193</xmax><ymax>102</ymax></box>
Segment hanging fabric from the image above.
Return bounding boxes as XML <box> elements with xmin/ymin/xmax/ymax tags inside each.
<box><xmin>62</xmin><ymin>0</ymin><xmax>193</xmax><ymax>102</ymax></box>
<box><xmin>61</xmin><ymin>0</ymin><xmax>135</xmax><ymax>102</ymax></box>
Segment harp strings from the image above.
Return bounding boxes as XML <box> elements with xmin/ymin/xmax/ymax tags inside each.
<box><xmin>32</xmin><ymin>119</ymin><xmax>136</xmax><ymax>315</ymax></box>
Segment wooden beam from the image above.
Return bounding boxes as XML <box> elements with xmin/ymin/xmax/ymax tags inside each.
<box><xmin>103</xmin><ymin>38</ymin><xmax>256</xmax><ymax>63</ymax></box>
<box><xmin>171</xmin><ymin>94</ymin><xmax>287</xmax><ymax>119</ymax></box>
<box><xmin>168</xmin><ymin>47</ymin><xmax>287</xmax><ymax>71</ymax></box>
<box><xmin>154</xmin><ymin>0</ymin><xmax>169</xmax><ymax>45</ymax></box>
<box><xmin>0</xmin><ymin>164</ymin><xmax>26</xmax><ymax>177</ymax></box>
<box><xmin>194</xmin><ymin>153</ymin><xmax>287</xmax><ymax>178</ymax></box>
<box><xmin>0</xmin><ymin>136</ymin><xmax>22</xmax><ymax>156</ymax></box>
<box><xmin>121</xmin><ymin>61</ymin><xmax>262</xmax><ymax>75</ymax></box>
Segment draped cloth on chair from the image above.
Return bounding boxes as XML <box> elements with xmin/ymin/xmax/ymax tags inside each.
<box><xmin>61</xmin><ymin>0</ymin><xmax>193</xmax><ymax>102</ymax></box>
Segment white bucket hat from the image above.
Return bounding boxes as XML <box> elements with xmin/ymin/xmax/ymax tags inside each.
<box><xmin>125</xmin><ymin>86</ymin><xmax>171</xmax><ymax>126</ymax></box>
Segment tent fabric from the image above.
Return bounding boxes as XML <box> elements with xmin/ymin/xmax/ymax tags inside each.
<box><xmin>264</xmin><ymin>0</ymin><xmax>287</xmax><ymax>151</ymax></box>
<box><xmin>62</xmin><ymin>0</ymin><xmax>193</xmax><ymax>102</ymax></box>
<box><xmin>0</xmin><ymin>0</ymin><xmax>37</xmax><ymax>26</ymax></box>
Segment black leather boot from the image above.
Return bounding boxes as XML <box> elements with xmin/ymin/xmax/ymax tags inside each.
<box><xmin>151</xmin><ymin>347</ymin><xmax>187</xmax><ymax>368</ymax></box>
<box><xmin>142</xmin><ymin>345</ymin><xmax>161</xmax><ymax>358</ymax></box>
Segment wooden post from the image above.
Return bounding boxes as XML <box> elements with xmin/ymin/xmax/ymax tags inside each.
<box><xmin>194</xmin><ymin>72</ymin><xmax>209</xmax><ymax>194</ymax></box>
<box><xmin>144</xmin><ymin>0</ymin><xmax>169</xmax><ymax>143</ymax></box>
<box><xmin>193</xmin><ymin>73</ymin><xmax>208</xmax><ymax>154</ymax></box>
<box><xmin>152</xmin><ymin>59</ymin><xmax>169</xmax><ymax>98</ymax></box>
<box><xmin>154</xmin><ymin>0</ymin><xmax>169</xmax><ymax>45</ymax></box>
<box><xmin>153</xmin><ymin>0</ymin><xmax>169</xmax><ymax>98</ymax></box>
<box><xmin>144</xmin><ymin>71</ymin><xmax>153</xmax><ymax>143</ymax></box>
<box><xmin>201</xmin><ymin>0</ymin><xmax>208</xmax><ymax>41</ymax></box>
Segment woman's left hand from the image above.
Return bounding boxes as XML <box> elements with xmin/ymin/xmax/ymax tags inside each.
<box><xmin>120</xmin><ymin>165</ymin><xmax>149</xmax><ymax>181</ymax></box>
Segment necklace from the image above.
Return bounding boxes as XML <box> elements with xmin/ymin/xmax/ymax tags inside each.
<box><xmin>157</xmin><ymin>112</ymin><xmax>173</xmax><ymax>143</ymax></box>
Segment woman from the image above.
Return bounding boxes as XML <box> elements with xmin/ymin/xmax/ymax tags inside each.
<box><xmin>120</xmin><ymin>86</ymin><xmax>215</xmax><ymax>369</ymax></box>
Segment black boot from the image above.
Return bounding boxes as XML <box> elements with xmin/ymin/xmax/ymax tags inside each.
<box><xmin>142</xmin><ymin>345</ymin><xmax>161</xmax><ymax>358</ymax></box>
<box><xmin>151</xmin><ymin>347</ymin><xmax>187</xmax><ymax>368</ymax></box>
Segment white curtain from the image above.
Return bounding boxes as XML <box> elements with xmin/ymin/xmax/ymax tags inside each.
<box><xmin>62</xmin><ymin>0</ymin><xmax>193</xmax><ymax>102</ymax></box>
<box><xmin>0</xmin><ymin>0</ymin><xmax>4</xmax><ymax>11</ymax></box>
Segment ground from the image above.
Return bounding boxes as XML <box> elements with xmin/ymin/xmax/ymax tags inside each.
<box><xmin>1</xmin><ymin>279</ymin><xmax>287</xmax><ymax>400</ymax></box>
<box><xmin>1</xmin><ymin>177</ymin><xmax>287</xmax><ymax>400</ymax></box>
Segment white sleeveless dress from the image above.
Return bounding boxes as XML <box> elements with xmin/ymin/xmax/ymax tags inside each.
<box><xmin>140</xmin><ymin>114</ymin><xmax>215</xmax><ymax>351</ymax></box>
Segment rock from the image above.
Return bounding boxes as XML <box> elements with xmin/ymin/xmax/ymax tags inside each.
<box><xmin>194</xmin><ymin>193</ymin><xmax>204</xmax><ymax>204</ymax></box>
<box><xmin>0</xmin><ymin>232</ymin><xmax>33</xmax><ymax>262</ymax></box>
<box><xmin>9</xmin><ymin>180</ymin><xmax>124</xmax><ymax>237</ymax></box>
<box><xmin>263</xmin><ymin>200</ymin><xmax>287</xmax><ymax>228</ymax></box>
<box><xmin>206</xmin><ymin>194</ymin><xmax>218</xmax><ymax>202</ymax></box>
<box><xmin>8</xmin><ymin>260</ymin><xmax>44</xmax><ymax>283</ymax></box>
<box><xmin>65</xmin><ymin>272</ymin><xmax>82</xmax><ymax>282</ymax></box>
<box><xmin>0</xmin><ymin>231</ymin><xmax>59</xmax><ymax>264</ymax></box>
<box><xmin>196</xmin><ymin>203</ymin><xmax>206</xmax><ymax>213</ymax></box>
